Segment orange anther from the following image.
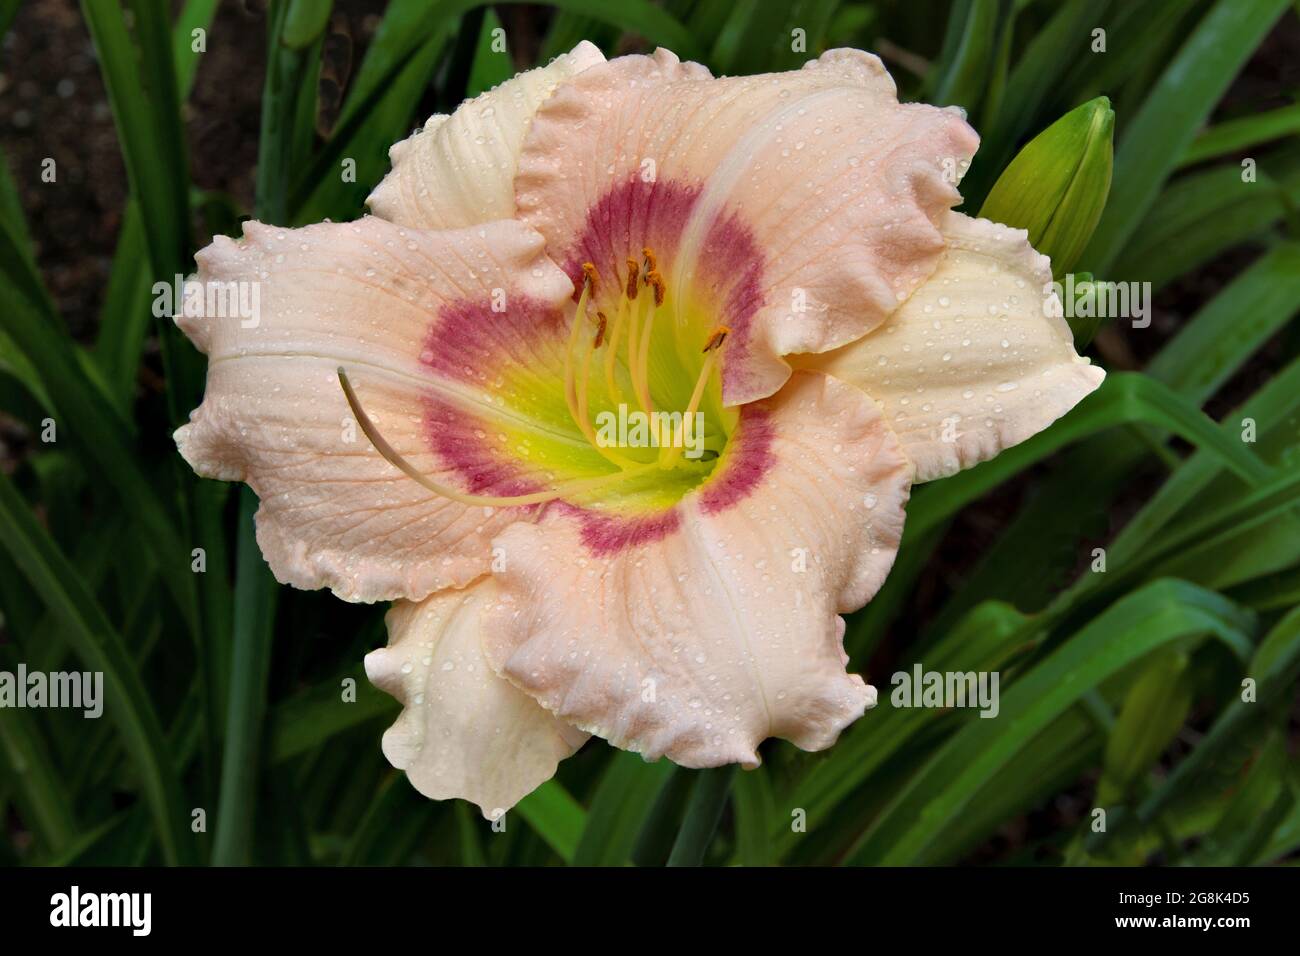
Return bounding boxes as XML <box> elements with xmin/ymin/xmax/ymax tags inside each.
<box><xmin>702</xmin><ymin>326</ymin><xmax>730</xmax><ymax>353</ymax></box>
<box><xmin>625</xmin><ymin>258</ymin><xmax>640</xmax><ymax>300</ymax></box>
<box><xmin>648</xmin><ymin>271</ymin><xmax>666</xmax><ymax>307</ymax></box>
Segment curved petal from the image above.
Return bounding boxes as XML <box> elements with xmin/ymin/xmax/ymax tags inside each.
<box><xmin>367</xmin><ymin>580</ymin><xmax>589</xmax><ymax>818</ymax></box>
<box><xmin>174</xmin><ymin>216</ymin><xmax>574</xmax><ymax>602</ymax></box>
<box><xmin>515</xmin><ymin>47</ymin><xmax>978</xmax><ymax>406</ymax></box>
<box><xmin>367</xmin><ymin>41</ymin><xmax>605</xmax><ymax>229</ymax></box>
<box><xmin>481</xmin><ymin>371</ymin><xmax>911</xmax><ymax>768</ymax></box>
<box><xmin>806</xmin><ymin>212</ymin><xmax>1105</xmax><ymax>482</ymax></box>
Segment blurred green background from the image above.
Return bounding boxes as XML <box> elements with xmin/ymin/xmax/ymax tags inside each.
<box><xmin>1</xmin><ymin>0</ymin><xmax>1298</xmax><ymax>866</ymax></box>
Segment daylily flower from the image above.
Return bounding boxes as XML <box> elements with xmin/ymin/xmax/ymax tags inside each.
<box><xmin>175</xmin><ymin>42</ymin><xmax>1103</xmax><ymax>817</ymax></box>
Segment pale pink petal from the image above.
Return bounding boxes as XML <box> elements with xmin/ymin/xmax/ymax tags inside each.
<box><xmin>174</xmin><ymin>217</ymin><xmax>573</xmax><ymax>603</ymax></box>
<box><xmin>808</xmin><ymin>212</ymin><xmax>1105</xmax><ymax>481</ymax></box>
<box><xmin>480</xmin><ymin>371</ymin><xmax>911</xmax><ymax>767</ymax></box>
<box><xmin>367</xmin><ymin>41</ymin><xmax>605</xmax><ymax>229</ymax></box>
<box><xmin>515</xmin><ymin>48</ymin><xmax>978</xmax><ymax>406</ymax></box>
<box><xmin>367</xmin><ymin>580</ymin><xmax>589</xmax><ymax>817</ymax></box>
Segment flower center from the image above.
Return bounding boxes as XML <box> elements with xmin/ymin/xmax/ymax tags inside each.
<box><xmin>339</xmin><ymin>248</ymin><xmax>734</xmax><ymax>512</ymax></box>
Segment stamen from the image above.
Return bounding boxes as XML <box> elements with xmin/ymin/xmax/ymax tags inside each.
<box><xmin>603</xmin><ymin>297</ymin><xmax>629</xmax><ymax>407</ymax></box>
<box><xmin>659</xmin><ymin>327</ymin><xmax>728</xmax><ymax>468</ymax></box>
<box><xmin>561</xmin><ymin>267</ymin><xmax>595</xmax><ymax>433</ymax></box>
<box><xmin>626</xmin><ymin>289</ymin><xmax>649</xmax><ymax>414</ymax></box>
<box><xmin>577</xmin><ymin>313</ymin><xmax>637</xmax><ymax>468</ymax></box>
<box><xmin>339</xmin><ymin>368</ymin><xmax>653</xmax><ymax>506</ymax></box>
<box><xmin>624</xmin><ymin>257</ymin><xmax>639</xmax><ymax>300</ymax></box>
<box><xmin>634</xmin><ymin>269</ymin><xmax>665</xmax><ymax>415</ymax></box>
<box><xmin>648</xmin><ymin>272</ymin><xmax>665</xmax><ymax>308</ymax></box>
<box><xmin>603</xmin><ymin>299</ymin><xmax>629</xmax><ymax>403</ymax></box>
<box><xmin>563</xmin><ymin>268</ymin><xmax>637</xmax><ymax>468</ymax></box>
<box><xmin>703</xmin><ymin>326</ymin><xmax>729</xmax><ymax>352</ymax></box>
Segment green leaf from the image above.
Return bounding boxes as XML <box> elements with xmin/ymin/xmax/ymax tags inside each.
<box><xmin>1115</xmin><ymin>150</ymin><xmax>1300</xmax><ymax>290</ymax></box>
<box><xmin>291</xmin><ymin>6</ymin><xmax>455</xmax><ymax>223</ymax></box>
<box><xmin>732</xmin><ymin>764</ymin><xmax>776</xmax><ymax>866</ymax></box>
<box><xmin>907</xmin><ymin>372</ymin><xmax>1271</xmax><ymax>542</ymax></box>
<box><xmin>84</xmin><ymin>0</ymin><xmax>202</xmax><ymax>415</ymax></box>
<box><xmin>1094</xmin><ymin>604</ymin><xmax>1300</xmax><ymax>856</ymax></box>
<box><xmin>0</xmin><ymin>648</ymin><xmax>79</xmax><ymax>855</ymax></box>
<box><xmin>962</xmin><ymin>0</ymin><xmax>1113</xmax><ymax>207</ymax></box>
<box><xmin>847</xmin><ymin>580</ymin><xmax>1254</xmax><ymax>865</ymax></box>
<box><xmin>339</xmin><ymin>773</ymin><xmax>438</xmax><ymax>866</ymax></box>
<box><xmin>1146</xmin><ymin>240</ymin><xmax>1300</xmax><ymax>394</ymax></box>
<box><xmin>465</xmin><ymin>7</ymin><xmax>514</xmax><ymax>96</ymax></box>
<box><xmin>93</xmin><ymin>201</ymin><xmax>153</xmax><ymax>408</ymax></box>
<box><xmin>514</xmin><ymin>780</ymin><xmax>587</xmax><ymax>864</ymax></box>
<box><xmin>0</xmin><ymin>472</ymin><xmax>195</xmax><ymax>864</ymax></box>
<box><xmin>667</xmin><ymin>766</ymin><xmax>736</xmax><ymax>866</ymax></box>
<box><xmin>1181</xmin><ymin>103</ymin><xmax>1300</xmax><ymax>168</ymax></box>
<box><xmin>928</xmin><ymin>0</ymin><xmax>1012</xmax><ymax>117</ymax></box>
<box><xmin>211</xmin><ymin>491</ymin><xmax>279</xmax><ymax>865</ymax></box>
<box><xmin>1097</xmin><ymin>649</ymin><xmax>1194</xmax><ymax>805</ymax></box>
<box><xmin>282</xmin><ymin>0</ymin><xmax>333</xmax><ymax>50</ymax></box>
<box><xmin>173</xmin><ymin>0</ymin><xmax>220</xmax><ymax>97</ymax></box>
<box><xmin>573</xmin><ymin>752</ymin><xmax>674</xmax><ymax>866</ymax></box>
<box><xmin>257</xmin><ymin>0</ymin><xmax>320</xmax><ymax>226</ymax></box>
<box><xmin>1080</xmin><ymin>0</ymin><xmax>1292</xmax><ymax>273</ymax></box>
<box><xmin>269</xmin><ymin>664</ymin><xmax>396</xmax><ymax>764</ymax></box>
<box><xmin>455</xmin><ymin>801</ymin><xmax>488</xmax><ymax>866</ymax></box>
<box><xmin>777</xmin><ymin>599</ymin><xmax>1028</xmax><ymax>859</ymax></box>
<box><xmin>1101</xmin><ymin>351</ymin><xmax>1300</xmax><ymax>589</ymax></box>
<box><xmin>0</xmin><ymin>294</ymin><xmax>198</xmax><ymax>635</ymax></box>
<box><xmin>1187</xmin><ymin>727</ymin><xmax>1292</xmax><ymax>865</ymax></box>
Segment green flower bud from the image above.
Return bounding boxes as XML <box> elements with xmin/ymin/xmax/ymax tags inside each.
<box><xmin>978</xmin><ymin>97</ymin><xmax>1115</xmax><ymax>279</ymax></box>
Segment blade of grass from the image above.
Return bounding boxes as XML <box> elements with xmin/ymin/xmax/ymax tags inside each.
<box><xmin>907</xmin><ymin>372</ymin><xmax>1271</xmax><ymax>541</ymax></box>
<box><xmin>629</xmin><ymin>767</ymin><xmax>694</xmax><ymax>866</ymax></box>
<box><xmin>927</xmin><ymin>0</ymin><xmax>1011</xmax><ymax>116</ymax></box>
<box><xmin>514</xmin><ymin>779</ymin><xmax>587</xmax><ymax>864</ymax></box>
<box><xmin>82</xmin><ymin>0</ymin><xmax>201</xmax><ymax>416</ymax></box>
<box><xmin>667</xmin><ymin>766</ymin><xmax>736</xmax><ymax>866</ymax></box>
<box><xmin>961</xmin><ymin>0</ymin><xmax>1111</xmax><ymax>207</ymax></box>
<box><xmin>172</xmin><ymin>0</ymin><xmax>220</xmax><ymax>97</ymax></box>
<box><xmin>846</xmin><ymin>580</ymin><xmax>1254</xmax><ymax>864</ymax></box>
<box><xmin>338</xmin><ymin>773</ymin><xmax>438</xmax><ymax>866</ymax></box>
<box><xmin>1080</xmin><ymin>0</ymin><xmax>1292</xmax><ymax>273</ymax></box>
<box><xmin>572</xmin><ymin>752</ymin><xmax>674</xmax><ymax>866</ymax></box>
<box><xmin>0</xmin><ymin>293</ymin><xmax>198</xmax><ymax>633</ymax></box>
<box><xmin>211</xmin><ymin>488</ymin><xmax>279</xmax><ymax>865</ymax></box>
<box><xmin>0</xmin><ymin>666</ymin><xmax>79</xmax><ymax>854</ymax></box>
<box><xmin>455</xmin><ymin>801</ymin><xmax>487</xmax><ymax>866</ymax></box>
<box><xmin>1090</xmin><ymin>604</ymin><xmax>1300</xmax><ymax>854</ymax></box>
<box><xmin>93</xmin><ymin>200</ymin><xmax>152</xmax><ymax>408</ymax></box>
<box><xmin>465</xmin><ymin>7</ymin><xmax>513</xmax><ymax>96</ymax></box>
<box><xmin>1181</xmin><ymin>103</ymin><xmax>1300</xmax><ymax>168</ymax></box>
<box><xmin>928</xmin><ymin>238</ymin><xmax>1300</xmax><ymax>628</ymax></box>
<box><xmin>732</xmin><ymin>764</ymin><xmax>776</xmax><ymax>866</ymax></box>
<box><xmin>1113</xmin><ymin>147</ymin><xmax>1300</xmax><ymax>289</ymax></box>
<box><xmin>0</xmin><ymin>472</ymin><xmax>195</xmax><ymax>864</ymax></box>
